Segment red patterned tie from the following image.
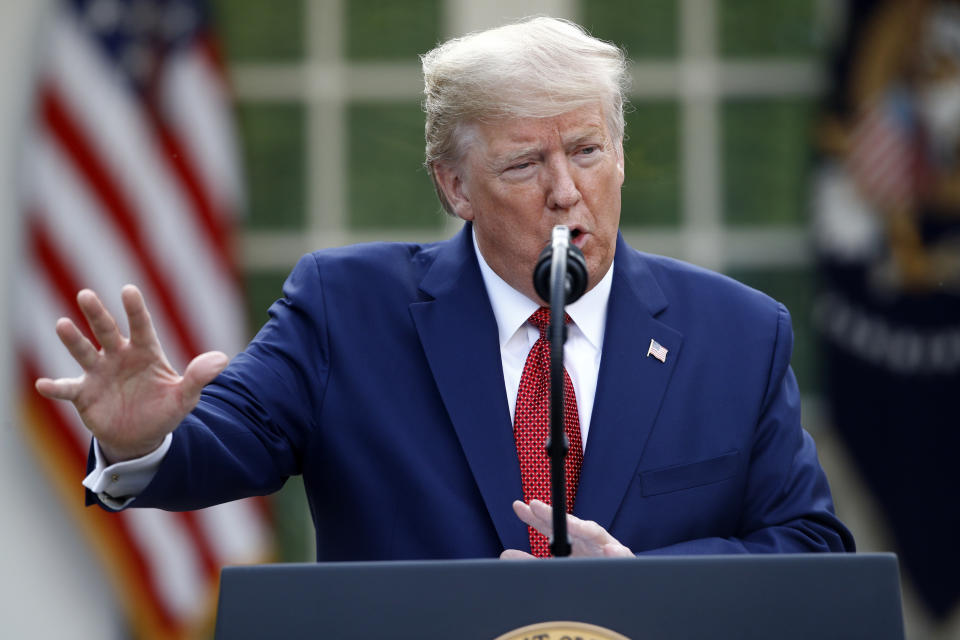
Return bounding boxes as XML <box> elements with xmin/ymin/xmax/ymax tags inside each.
<box><xmin>513</xmin><ymin>307</ymin><xmax>584</xmax><ymax>557</ymax></box>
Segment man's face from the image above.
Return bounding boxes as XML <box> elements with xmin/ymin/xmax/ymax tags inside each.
<box><xmin>436</xmin><ymin>103</ymin><xmax>624</xmax><ymax>303</ymax></box>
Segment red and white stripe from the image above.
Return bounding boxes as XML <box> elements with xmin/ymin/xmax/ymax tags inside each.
<box><xmin>17</xmin><ymin>4</ymin><xmax>273</xmax><ymax>638</ymax></box>
<box><xmin>846</xmin><ymin>98</ymin><xmax>924</xmax><ymax>210</ymax></box>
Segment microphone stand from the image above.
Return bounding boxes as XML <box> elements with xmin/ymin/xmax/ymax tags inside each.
<box><xmin>532</xmin><ymin>225</ymin><xmax>586</xmax><ymax>558</ymax></box>
<box><xmin>546</xmin><ymin>228</ymin><xmax>572</xmax><ymax>558</ymax></box>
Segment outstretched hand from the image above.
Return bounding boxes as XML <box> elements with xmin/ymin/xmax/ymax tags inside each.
<box><xmin>34</xmin><ymin>285</ymin><xmax>228</xmax><ymax>463</ymax></box>
<box><xmin>501</xmin><ymin>499</ymin><xmax>634</xmax><ymax>559</ymax></box>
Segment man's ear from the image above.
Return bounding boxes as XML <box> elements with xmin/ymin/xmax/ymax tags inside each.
<box><xmin>433</xmin><ymin>163</ymin><xmax>473</xmax><ymax>221</ymax></box>
<box><xmin>615</xmin><ymin>138</ymin><xmax>625</xmax><ymax>186</ymax></box>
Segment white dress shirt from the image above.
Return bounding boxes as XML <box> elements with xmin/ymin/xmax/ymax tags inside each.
<box><xmin>472</xmin><ymin>229</ymin><xmax>612</xmax><ymax>448</ymax></box>
<box><xmin>84</xmin><ymin>231</ymin><xmax>614</xmax><ymax>504</ymax></box>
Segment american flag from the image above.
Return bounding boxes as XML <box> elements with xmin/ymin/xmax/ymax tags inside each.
<box><xmin>647</xmin><ymin>338</ymin><xmax>668</xmax><ymax>363</ymax></box>
<box><xmin>846</xmin><ymin>91</ymin><xmax>928</xmax><ymax>211</ymax></box>
<box><xmin>16</xmin><ymin>1</ymin><xmax>273</xmax><ymax>637</ymax></box>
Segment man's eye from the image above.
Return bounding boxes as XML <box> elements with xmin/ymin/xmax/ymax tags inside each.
<box><xmin>510</xmin><ymin>162</ymin><xmax>532</xmax><ymax>171</ymax></box>
<box><xmin>580</xmin><ymin>145</ymin><xmax>598</xmax><ymax>155</ymax></box>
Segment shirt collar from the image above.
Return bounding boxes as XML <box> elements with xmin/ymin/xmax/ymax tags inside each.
<box><xmin>472</xmin><ymin>227</ymin><xmax>612</xmax><ymax>351</ymax></box>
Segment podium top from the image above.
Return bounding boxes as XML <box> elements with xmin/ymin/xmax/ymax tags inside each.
<box><xmin>215</xmin><ymin>553</ymin><xmax>904</xmax><ymax>640</ymax></box>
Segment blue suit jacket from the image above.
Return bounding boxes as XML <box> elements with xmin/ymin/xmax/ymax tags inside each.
<box><xmin>124</xmin><ymin>224</ymin><xmax>854</xmax><ymax>558</ymax></box>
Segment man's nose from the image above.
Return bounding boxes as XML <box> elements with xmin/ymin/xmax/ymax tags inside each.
<box><xmin>545</xmin><ymin>160</ymin><xmax>581</xmax><ymax>210</ymax></box>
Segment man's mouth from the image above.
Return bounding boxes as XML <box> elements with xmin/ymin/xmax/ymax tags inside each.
<box><xmin>570</xmin><ymin>227</ymin><xmax>587</xmax><ymax>248</ymax></box>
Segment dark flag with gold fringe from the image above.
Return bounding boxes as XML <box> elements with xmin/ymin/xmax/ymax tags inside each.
<box><xmin>811</xmin><ymin>0</ymin><xmax>960</xmax><ymax>621</ymax></box>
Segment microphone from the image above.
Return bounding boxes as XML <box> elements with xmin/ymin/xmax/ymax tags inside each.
<box><xmin>530</xmin><ymin>225</ymin><xmax>588</xmax><ymax>558</ymax></box>
<box><xmin>532</xmin><ymin>226</ymin><xmax>588</xmax><ymax>304</ymax></box>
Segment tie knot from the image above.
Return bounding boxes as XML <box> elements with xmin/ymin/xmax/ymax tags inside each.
<box><xmin>527</xmin><ymin>307</ymin><xmax>570</xmax><ymax>335</ymax></box>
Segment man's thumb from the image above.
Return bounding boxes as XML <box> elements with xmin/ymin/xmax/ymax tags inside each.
<box><xmin>182</xmin><ymin>351</ymin><xmax>229</xmax><ymax>400</ymax></box>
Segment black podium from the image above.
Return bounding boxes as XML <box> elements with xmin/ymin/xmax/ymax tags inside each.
<box><xmin>214</xmin><ymin>554</ymin><xmax>904</xmax><ymax>639</ymax></box>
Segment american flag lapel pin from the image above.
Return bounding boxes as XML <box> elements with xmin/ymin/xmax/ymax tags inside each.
<box><xmin>647</xmin><ymin>338</ymin><xmax>668</xmax><ymax>363</ymax></box>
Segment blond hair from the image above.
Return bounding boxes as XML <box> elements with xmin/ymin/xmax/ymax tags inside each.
<box><xmin>421</xmin><ymin>16</ymin><xmax>629</xmax><ymax>213</ymax></box>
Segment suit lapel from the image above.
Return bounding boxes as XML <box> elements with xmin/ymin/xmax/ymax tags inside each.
<box><xmin>409</xmin><ymin>224</ymin><xmax>529</xmax><ymax>552</ymax></box>
<box><xmin>575</xmin><ymin>236</ymin><xmax>684</xmax><ymax>530</ymax></box>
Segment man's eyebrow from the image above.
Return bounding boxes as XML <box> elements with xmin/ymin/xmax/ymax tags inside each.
<box><xmin>563</xmin><ymin>127</ymin><xmax>606</xmax><ymax>148</ymax></box>
<box><xmin>486</xmin><ymin>126</ymin><xmax>608</xmax><ymax>168</ymax></box>
<box><xmin>488</xmin><ymin>145</ymin><xmax>541</xmax><ymax>167</ymax></box>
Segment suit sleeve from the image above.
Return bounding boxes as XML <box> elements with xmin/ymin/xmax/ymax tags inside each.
<box><xmin>638</xmin><ymin>303</ymin><xmax>855</xmax><ymax>554</ymax></box>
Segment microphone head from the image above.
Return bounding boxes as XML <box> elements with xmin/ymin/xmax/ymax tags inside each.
<box><xmin>532</xmin><ymin>237</ymin><xmax>589</xmax><ymax>304</ymax></box>
<box><xmin>533</xmin><ymin>244</ymin><xmax>553</xmax><ymax>302</ymax></box>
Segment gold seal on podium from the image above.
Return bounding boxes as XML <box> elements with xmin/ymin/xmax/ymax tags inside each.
<box><xmin>494</xmin><ymin>620</ymin><xmax>631</xmax><ymax>640</ymax></box>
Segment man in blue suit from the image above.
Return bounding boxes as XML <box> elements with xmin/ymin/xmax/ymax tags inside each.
<box><xmin>36</xmin><ymin>17</ymin><xmax>854</xmax><ymax>558</ymax></box>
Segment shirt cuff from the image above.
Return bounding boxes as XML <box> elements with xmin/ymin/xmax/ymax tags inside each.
<box><xmin>82</xmin><ymin>433</ymin><xmax>172</xmax><ymax>509</ymax></box>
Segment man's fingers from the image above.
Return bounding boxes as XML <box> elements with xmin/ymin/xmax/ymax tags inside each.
<box><xmin>35</xmin><ymin>376</ymin><xmax>83</xmax><ymax>401</ymax></box>
<box><xmin>511</xmin><ymin>499</ymin><xmax>533</xmax><ymax>524</ymax></box>
<box><xmin>528</xmin><ymin>500</ymin><xmax>609</xmax><ymax>554</ymax></box>
<box><xmin>181</xmin><ymin>351</ymin><xmax>229</xmax><ymax>401</ymax></box>
<box><xmin>566</xmin><ymin>515</ymin><xmax>633</xmax><ymax>558</ymax></box>
<box><xmin>121</xmin><ymin>285</ymin><xmax>158</xmax><ymax>348</ymax></box>
<box><xmin>512</xmin><ymin>499</ymin><xmax>553</xmax><ymax>536</ymax></box>
<box><xmin>77</xmin><ymin>289</ymin><xmax>123</xmax><ymax>352</ymax></box>
<box><xmin>55</xmin><ymin>317</ymin><xmax>99</xmax><ymax>370</ymax></box>
<box><xmin>527</xmin><ymin>499</ymin><xmax>559</xmax><ymax>531</ymax></box>
<box><xmin>517</xmin><ymin>499</ymin><xmax>593</xmax><ymax>539</ymax></box>
<box><xmin>512</xmin><ymin>499</ymin><xmax>634</xmax><ymax>558</ymax></box>
<box><xmin>500</xmin><ymin>548</ymin><xmax>537</xmax><ymax>560</ymax></box>
<box><xmin>601</xmin><ymin>542</ymin><xmax>634</xmax><ymax>558</ymax></box>
<box><xmin>568</xmin><ymin>515</ymin><xmax>613</xmax><ymax>545</ymax></box>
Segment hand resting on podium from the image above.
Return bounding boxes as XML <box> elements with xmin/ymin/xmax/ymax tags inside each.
<box><xmin>502</xmin><ymin>499</ymin><xmax>634</xmax><ymax>559</ymax></box>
